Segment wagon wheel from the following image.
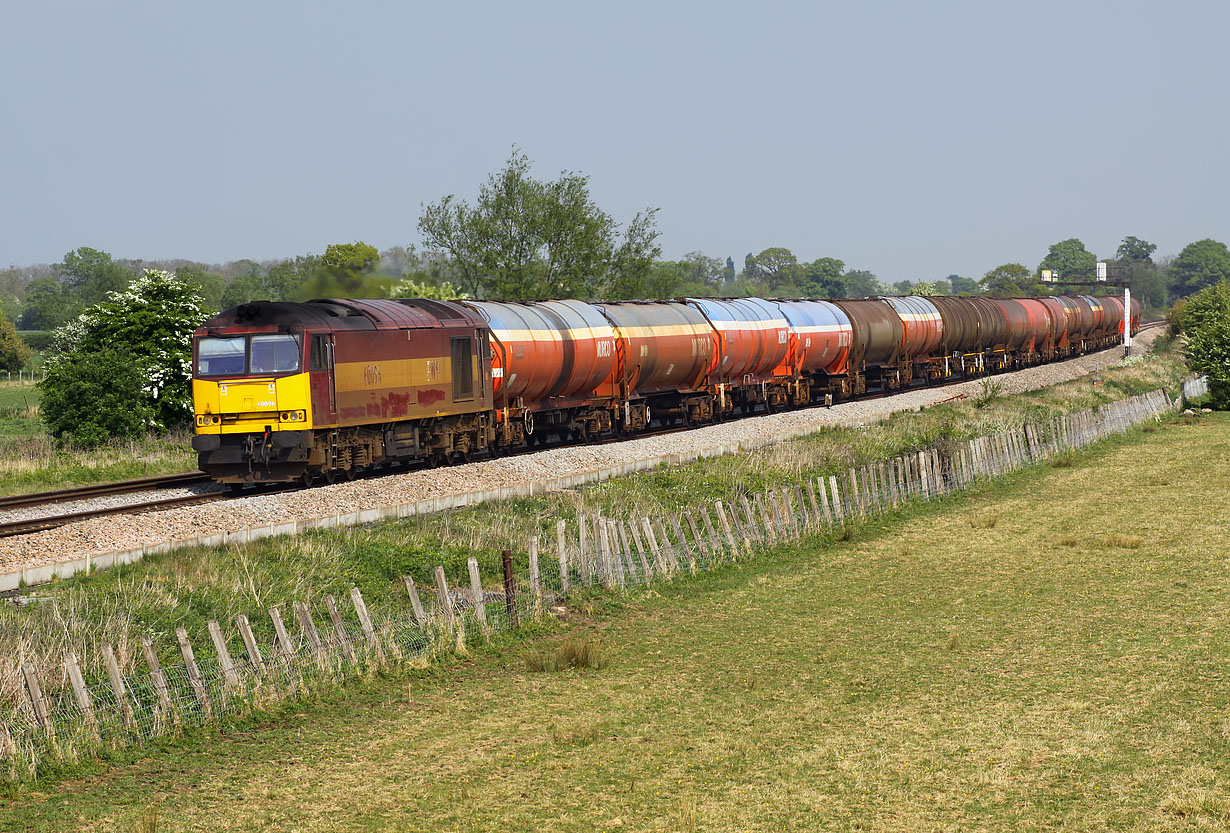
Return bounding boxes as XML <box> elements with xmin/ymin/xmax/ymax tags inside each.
<box><xmin>322</xmin><ymin>468</ymin><xmax>338</xmax><ymax>484</ymax></box>
<box><xmin>451</xmin><ymin>449</ymin><xmax>471</xmax><ymax>465</ymax></box>
<box><xmin>343</xmin><ymin>466</ymin><xmax>358</xmax><ymax>482</ymax></box>
<box><xmin>298</xmin><ymin>470</ymin><xmax>315</xmax><ymax>488</ymax></box>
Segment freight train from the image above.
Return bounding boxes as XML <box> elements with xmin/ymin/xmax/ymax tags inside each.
<box><xmin>190</xmin><ymin>294</ymin><xmax>1140</xmax><ymax>485</ymax></box>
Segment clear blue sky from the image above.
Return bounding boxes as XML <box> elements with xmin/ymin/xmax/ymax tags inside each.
<box><xmin>2</xmin><ymin>1</ymin><xmax>1227</xmax><ymax>283</ymax></box>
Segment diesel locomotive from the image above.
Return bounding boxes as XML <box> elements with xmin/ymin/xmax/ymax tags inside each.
<box><xmin>190</xmin><ymin>293</ymin><xmax>1139</xmax><ymax>485</ymax></box>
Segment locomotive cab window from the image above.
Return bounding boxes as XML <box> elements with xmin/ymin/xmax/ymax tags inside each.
<box><xmin>451</xmin><ymin>336</ymin><xmax>473</xmax><ymax>401</ymax></box>
<box><xmin>309</xmin><ymin>335</ymin><xmax>328</xmax><ymax>371</ymax></box>
<box><xmin>250</xmin><ymin>334</ymin><xmax>302</xmax><ymax>374</ymax></box>
<box><xmin>196</xmin><ymin>337</ymin><xmax>246</xmax><ymax>376</ymax></box>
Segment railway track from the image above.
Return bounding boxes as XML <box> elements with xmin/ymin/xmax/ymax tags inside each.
<box><xmin>0</xmin><ymin>329</ymin><xmax>1162</xmax><ymax>540</ymax></box>
<box><xmin>0</xmin><ymin>473</ymin><xmax>218</xmax><ymax>539</ymax></box>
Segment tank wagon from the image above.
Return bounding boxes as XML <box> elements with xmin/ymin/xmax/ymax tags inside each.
<box><xmin>191</xmin><ymin>293</ymin><xmax>1139</xmax><ymax>485</ymax></box>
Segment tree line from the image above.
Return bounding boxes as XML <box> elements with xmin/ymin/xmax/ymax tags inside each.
<box><xmin>3</xmin><ymin>149</ymin><xmax>1230</xmax><ymax>375</ymax></box>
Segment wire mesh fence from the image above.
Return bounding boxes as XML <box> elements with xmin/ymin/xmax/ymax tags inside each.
<box><xmin>0</xmin><ymin>386</ymin><xmax>1177</xmax><ymax>779</ymax></box>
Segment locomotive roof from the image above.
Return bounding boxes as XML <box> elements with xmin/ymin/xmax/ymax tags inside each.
<box><xmin>197</xmin><ymin>298</ymin><xmax>485</xmax><ymax>333</ymax></box>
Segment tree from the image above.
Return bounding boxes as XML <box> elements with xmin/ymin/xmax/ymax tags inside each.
<box><xmin>1179</xmin><ymin>281</ymin><xmax>1230</xmax><ymax>409</ymax></box>
<box><xmin>981</xmin><ymin>263</ymin><xmax>1034</xmax><ymax>296</ymax></box>
<box><xmin>1170</xmin><ymin>239</ymin><xmax>1230</xmax><ymax>298</ymax></box>
<box><xmin>43</xmin><ymin>269</ymin><xmax>208</xmax><ymax>435</ymax></box>
<box><xmin>0</xmin><ymin>317</ymin><xmax>31</xmax><ymax>371</ymax></box>
<box><xmin>56</xmin><ymin>247</ymin><xmax>132</xmax><ymax>305</ymax></box>
<box><xmin>743</xmin><ymin>248</ymin><xmax>799</xmax><ymax>293</ymax></box>
<box><xmin>18</xmin><ymin>277</ymin><xmax>73</xmax><ymax>330</ymax></box>
<box><xmin>912</xmin><ymin>280</ymin><xmax>950</xmax><ymax>296</ymax></box>
<box><xmin>266</xmin><ymin>254</ymin><xmax>321</xmax><ymax>302</ymax></box>
<box><xmin>891</xmin><ymin>280</ymin><xmax>914</xmax><ymax>295</ymax></box>
<box><xmin>418</xmin><ymin>148</ymin><xmax>660</xmax><ymax>300</ymax></box>
<box><xmin>1116</xmin><ymin>236</ymin><xmax>1156</xmax><ymax>263</ymax></box>
<box><xmin>1038</xmin><ymin>238</ymin><xmax>1097</xmax><ymax>281</ymax></box>
<box><xmin>678</xmin><ymin>251</ymin><xmax>726</xmax><ymax>287</ymax></box>
<box><xmin>948</xmin><ymin>275</ymin><xmax>979</xmax><ymax>295</ymax></box>
<box><xmin>175</xmin><ymin>264</ymin><xmax>226</xmax><ymax>313</ymax></box>
<box><xmin>798</xmin><ymin>258</ymin><xmax>846</xmax><ymax>298</ymax></box>
<box><xmin>385</xmin><ymin>277</ymin><xmax>468</xmax><ymax>301</ymax></box>
<box><xmin>39</xmin><ymin>349</ymin><xmax>152</xmax><ymax>447</ymax></box>
<box><xmin>840</xmin><ymin>269</ymin><xmax>884</xmax><ymax>298</ymax></box>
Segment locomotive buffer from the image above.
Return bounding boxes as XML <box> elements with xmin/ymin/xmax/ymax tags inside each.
<box><xmin>1040</xmin><ymin>261</ymin><xmax>1135</xmax><ymax>357</ymax></box>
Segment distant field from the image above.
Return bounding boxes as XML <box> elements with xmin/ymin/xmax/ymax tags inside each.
<box><xmin>0</xmin><ymin>380</ymin><xmax>194</xmax><ymax>495</ymax></box>
<box><xmin>5</xmin><ymin>409</ymin><xmax>1227</xmax><ymax>830</ymax></box>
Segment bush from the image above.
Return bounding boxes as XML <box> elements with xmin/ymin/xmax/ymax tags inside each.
<box><xmin>1169</xmin><ymin>280</ymin><xmax>1230</xmax><ymax>335</ymax></box>
<box><xmin>1180</xmin><ymin>281</ymin><xmax>1230</xmax><ymax>410</ymax></box>
<box><xmin>0</xmin><ymin>318</ymin><xmax>31</xmax><ymax>372</ymax></box>
<box><xmin>39</xmin><ymin>349</ymin><xmax>153</xmax><ymax>447</ymax></box>
<box><xmin>43</xmin><ymin>269</ymin><xmax>207</xmax><ymax>438</ymax></box>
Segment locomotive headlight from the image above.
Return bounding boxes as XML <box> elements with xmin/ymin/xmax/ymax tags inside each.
<box><xmin>281</xmin><ymin>410</ymin><xmax>306</xmax><ymax>422</ymax></box>
<box><xmin>196</xmin><ymin>415</ymin><xmax>220</xmax><ymax>427</ymax></box>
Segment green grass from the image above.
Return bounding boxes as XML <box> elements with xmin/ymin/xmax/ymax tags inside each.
<box><xmin>0</xmin><ymin>380</ymin><xmax>195</xmax><ymax>496</ymax></box>
<box><xmin>2</xmin><ymin>412</ymin><xmax>1227</xmax><ymax>830</ymax></box>
<box><xmin>0</xmin><ymin>339</ymin><xmax>1191</xmax><ymax>706</ymax></box>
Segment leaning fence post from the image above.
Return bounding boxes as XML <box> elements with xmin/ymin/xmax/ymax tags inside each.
<box><xmin>641</xmin><ymin>517</ymin><xmax>664</xmax><ymax>576</ymax></box>
<box><xmin>467</xmin><ymin>557</ymin><xmax>490</xmax><ymax>637</ymax></box>
<box><xmin>65</xmin><ymin>653</ymin><xmax>101</xmax><ymax>743</ymax></box>
<box><xmin>828</xmin><ymin>476</ymin><xmax>844</xmax><ymax>525</ymax></box>
<box><xmin>653</xmin><ymin>517</ymin><xmax>681</xmax><ymax>573</ymax></box>
<box><xmin>350</xmin><ymin>587</ymin><xmax>384</xmax><ymax>662</ymax></box>
<box><xmin>141</xmin><ymin>638</ymin><xmax>173</xmax><ymax>721</ymax></box>
<box><xmin>684</xmin><ymin>511</ymin><xmax>708</xmax><ymax>564</ymax></box>
<box><xmin>324</xmin><ymin>597</ymin><xmax>359</xmax><ymax>664</ymax></box>
<box><xmin>236</xmin><ymin>613</ymin><xmax>266</xmax><ymax>674</ymax></box>
<box><xmin>433</xmin><ymin>566</ymin><xmax>456</xmax><ymax>630</ymax></box>
<box><xmin>294</xmin><ymin>602</ymin><xmax>326</xmax><ymax>670</ymax></box>
<box><xmin>626</xmin><ymin>518</ymin><xmax>653</xmax><ymax>583</ymax></box>
<box><xmin>207</xmin><ymin>619</ymin><xmax>241</xmax><ymax>692</ymax></box>
<box><xmin>609</xmin><ymin>519</ymin><xmax>631</xmax><ymax>584</ymax></box>
<box><xmin>669</xmin><ymin>514</ymin><xmax>697</xmax><ymax>575</ymax></box>
<box><xmin>402</xmin><ymin>576</ymin><xmax>428</xmax><ymax>627</ymax></box>
<box><xmin>578</xmin><ymin>516</ymin><xmax>591</xmax><ymax>586</ymax></box>
<box><xmin>268</xmin><ymin>607</ymin><xmax>295</xmax><ymax>663</ymax></box>
<box><xmin>21</xmin><ymin>662</ymin><xmax>54</xmax><ymax>740</ymax></box>
<box><xmin>714</xmin><ymin>500</ymin><xmax>740</xmax><ymax>560</ymax></box>
<box><xmin>103</xmin><ymin>644</ymin><xmax>135</xmax><ymax>730</ymax></box>
<box><xmin>176</xmin><ymin>628</ymin><xmax>212</xmax><ymax>720</ymax></box>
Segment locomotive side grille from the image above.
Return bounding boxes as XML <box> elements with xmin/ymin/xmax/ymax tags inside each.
<box><xmin>451</xmin><ymin>337</ymin><xmax>474</xmax><ymax>401</ymax></box>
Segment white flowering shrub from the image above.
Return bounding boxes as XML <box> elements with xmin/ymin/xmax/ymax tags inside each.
<box><xmin>41</xmin><ymin>270</ymin><xmax>208</xmax><ymax>443</ymax></box>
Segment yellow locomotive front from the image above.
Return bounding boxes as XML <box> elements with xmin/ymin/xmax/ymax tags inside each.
<box><xmin>192</xmin><ymin>324</ymin><xmax>316</xmax><ymax>484</ymax></box>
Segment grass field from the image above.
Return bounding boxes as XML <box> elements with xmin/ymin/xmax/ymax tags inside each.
<box><xmin>0</xmin><ymin>380</ymin><xmax>194</xmax><ymax>496</ymax></box>
<box><xmin>2</xmin><ymin>409</ymin><xmax>1227</xmax><ymax>830</ymax></box>
<box><xmin>0</xmin><ymin>342</ymin><xmax>1191</xmax><ymax>713</ymax></box>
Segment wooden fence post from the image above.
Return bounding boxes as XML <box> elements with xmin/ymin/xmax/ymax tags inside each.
<box><xmin>698</xmin><ymin>506</ymin><xmax>721</xmax><ymax>559</ymax></box>
<box><xmin>665</xmin><ymin>514</ymin><xmax>694</xmax><ymax>575</ymax></box>
<box><xmin>614</xmin><ymin>520</ymin><xmax>636</xmax><ymax>582</ymax></box>
<box><xmin>713</xmin><ymin>500</ymin><xmax>738</xmax><ymax>561</ymax></box>
<box><xmin>653</xmin><ymin>517</ymin><xmax>681</xmax><ymax>573</ymax></box>
<box><xmin>754</xmin><ymin>493</ymin><xmax>777</xmax><ymax>543</ymax></box>
<box><xmin>322</xmin><ymin>597</ymin><xmax>356</xmax><ymax>664</ymax></box>
<box><xmin>578</xmin><ymin>516</ymin><xmax>591</xmax><ymax>586</ymax></box>
<box><xmin>236</xmin><ymin>613</ymin><xmax>266</xmax><ymax>674</ymax></box>
<box><xmin>684</xmin><ymin>511</ymin><xmax>709</xmax><ymax>563</ymax></box>
<box><xmin>103</xmin><ymin>644</ymin><xmax>135</xmax><ymax>730</ymax></box>
<box><xmin>501</xmin><ymin>549</ymin><xmax>519</xmax><ymax>629</ymax></box>
<box><xmin>402</xmin><ymin>577</ymin><xmax>428</xmax><ymax>627</ymax></box>
<box><xmin>268</xmin><ymin>607</ymin><xmax>295</xmax><ymax>662</ymax></box>
<box><xmin>141</xmin><ymin>638</ymin><xmax>173</xmax><ymax>720</ymax></box>
<box><xmin>175</xmin><ymin>628</ymin><xmax>212</xmax><ymax>719</ymax></box>
<box><xmin>641</xmin><ymin>517</ymin><xmax>664</xmax><ymax>576</ymax></box>
<box><xmin>294</xmin><ymin>602</ymin><xmax>326</xmax><ymax>670</ymax></box>
<box><xmin>350</xmin><ymin>587</ymin><xmax>384</xmax><ymax>661</ymax></box>
<box><xmin>207</xmin><ymin>620</ymin><xmax>241</xmax><ymax>692</ymax></box>
<box><xmin>528</xmin><ymin>536</ymin><xmax>543</xmax><ymax>615</ymax></box>
<box><xmin>433</xmin><ymin>566</ymin><xmax>456</xmax><ymax>630</ymax></box>
<box><xmin>65</xmin><ymin>653</ymin><xmax>100</xmax><ymax>742</ymax></box>
<box><xmin>467</xmin><ymin>557</ymin><xmax>489</xmax><ymax>637</ymax></box>
<box><xmin>556</xmin><ymin>519</ymin><xmax>570</xmax><ymax>595</ymax></box>
<box><xmin>21</xmin><ymin>663</ymin><xmax>53</xmax><ymax>739</ymax></box>
<box><xmin>737</xmin><ymin>495</ymin><xmax>759</xmax><ymax>548</ymax></box>
<box><xmin>828</xmin><ymin>476</ymin><xmax>844</xmax><ymax>525</ymax></box>
<box><xmin>626</xmin><ymin>518</ymin><xmax>652</xmax><ymax>583</ymax></box>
